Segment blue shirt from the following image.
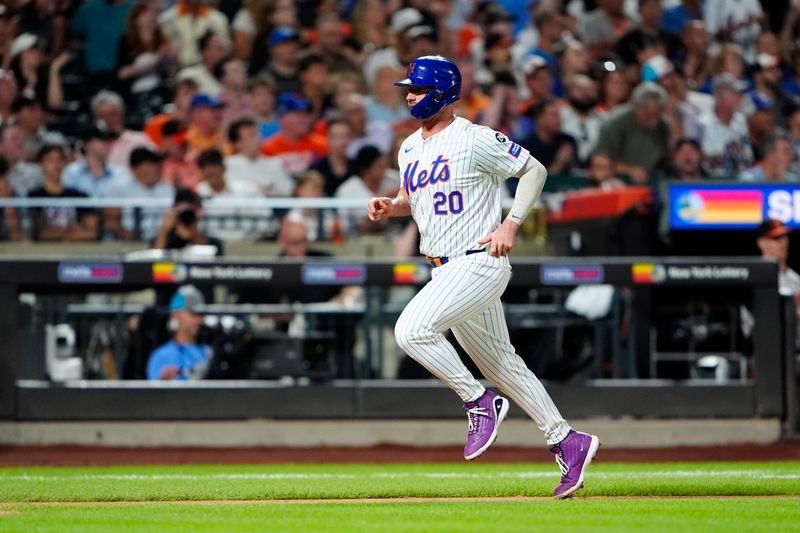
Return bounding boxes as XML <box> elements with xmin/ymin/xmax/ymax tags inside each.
<box><xmin>147</xmin><ymin>341</ymin><xmax>212</xmax><ymax>381</ymax></box>
<box><xmin>661</xmin><ymin>5</ymin><xmax>700</xmax><ymax>35</ymax></box>
<box><xmin>70</xmin><ymin>0</ymin><xmax>132</xmax><ymax>73</ymax></box>
<box><xmin>62</xmin><ymin>160</ymin><xmax>131</xmax><ymax>197</ymax></box>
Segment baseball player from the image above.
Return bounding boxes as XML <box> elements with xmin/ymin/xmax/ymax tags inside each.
<box><xmin>367</xmin><ymin>56</ymin><xmax>600</xmax><ymax>499</ymax></box>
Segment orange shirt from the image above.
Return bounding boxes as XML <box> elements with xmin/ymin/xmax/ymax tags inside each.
<box><xmin>454</xmin><ymin>91</ymin><xmax>491</xmax><ymax>123</ymax></box>
<box><xmin>144</xmin><ymin>113</ymin><xmax>174</xmax><ymax>148</ymax></box>
<box><xmin>187</xmin><ymin>127</ymin><xmax>223</xmax><ymax>156</ymax></box>
<box><xmin>260</xmin><ymin>132</ymin><xmax>328</xmax><ymax>176</ymax></box>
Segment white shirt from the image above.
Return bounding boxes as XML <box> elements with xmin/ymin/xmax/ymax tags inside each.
<box><xmin>100</xmin><ymin>175</ymin><xmax>174</xmax><ymax>241</ymax></box>
<box><xmin>559</xmin><ymin>105</ymin><xmax>603</xmax><ymax>163</ymax></box>
<box><xmin>177</xmin><ymin>65</ymin><xmax>223</xmax><ymax>97</ymax></box>
<box><xmin>224</xmin><ymin>154</ymin><xmax>294</xmax><ymax>197</ymax></box>
<box><xmin>398</xmin><ymin>117</ymin><xmax>530</xmax><ymax>257</ymax></box>
<box><xmin>158</xmin><ymin>5</ymin><xmax>231</xmax><ymax>68</ymax></box>
<box><xmin>780</xmin><ymin>267</ymin><xmax>800</xmax><ymax>297</ymax></box>
<box><xmin>335</xmin><ymin>172</ymin><xmax>398</xmax><ymax>234</ymax></box>
<box><xmin>698</xmin><ymin>110</ymin><xmax>753</xmax><ymax>174</ymax></box>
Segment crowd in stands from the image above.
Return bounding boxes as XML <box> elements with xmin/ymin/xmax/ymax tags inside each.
<box><xmin>0</xmin><ymin>0</ymin><xmax>797</xmax><ymax>244</ymax></box>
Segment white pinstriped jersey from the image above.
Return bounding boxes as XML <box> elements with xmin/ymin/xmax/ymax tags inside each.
<box><xmin>398</xmin><ymin>117</ymin><xmax>530</xmax><ymax>257</ymax></box>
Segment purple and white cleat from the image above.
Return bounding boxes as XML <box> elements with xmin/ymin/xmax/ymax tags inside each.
<box><xmin>462</xmin><ymin>390</ymin><xmax>509</xmax><ymax>461</ymax></box>
<box><xmin>550</xmin><ymin>430</ymin><xmax>600</xmax><ymax>499</ymax></box>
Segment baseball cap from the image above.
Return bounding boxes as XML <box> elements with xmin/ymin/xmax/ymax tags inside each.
<box><xmin>276</xmin><ymin>92</ymin><xmax>311</xmax><ymax>115</ymax></box>
<box><xmin>169</xmin><ymin>285</ymin><xmax>205</xmax><ymax>313</ymax></box>
<box><xmin>190</xmin><ymin>93</ymin><xmax>225</xmax><ymax>111</ymax></box>
<box><xmin>712</xmin><ymin>73</ymin><xmax>748</xmax><ymax>95</ymax></box>
<box><xmin>405</xmin><ymin>25</ymin><xmax>437</xmax><ymax>42</ymax></box>
<box><xmin>129</xmin><ymin>147</ymin><xmax>165</xmax><ymax>167</ymax></box>
<box><xmin>9</xmin><ymin>33</ymin><xmax>38</xmax><ymax>60</ymax></box>
<box><xmin>268</xmin><ymin>27</ymin><xmax>300</xmax><ymax>47</ymax></box>
<box><xmin>641</xmin><ymin>55</ymin><xmax>674</xmax><ymax>82</ymax></box>
<box><xmin>757</xmin><ymin>219</ymin><xmax>791</xmax><ymax>239</ymax></box>
<box><xmin>522</xmin><ymin>55</ymin><xmax>549</xmax><ymax>76</ymax></box>
<box><xmin>390</xmin><ymin>8</ymin><xmax>424</xmax><ymax>33</ymax></box>
<box><xmin>756</xmin><ymin>53</ymin><xmax>780</xmax><ymax>70</ymax></box>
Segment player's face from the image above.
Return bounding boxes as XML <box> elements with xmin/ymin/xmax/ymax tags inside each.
<box><xmin>405</xmin><ymin>86</ymin><xmax>430</xmax><ymax>107</ymax></box>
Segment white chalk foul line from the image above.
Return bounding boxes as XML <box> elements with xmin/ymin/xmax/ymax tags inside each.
<box><xmin>0</xmin><ymin>470</ymin><xmax>798</xmax><ymax>482</ymax></box>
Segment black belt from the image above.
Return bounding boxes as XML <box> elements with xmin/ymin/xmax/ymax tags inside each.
<box><xmin>425</xmin><ymin>249</ymin><xmax>485</xmax><ymax>267</ymax></box>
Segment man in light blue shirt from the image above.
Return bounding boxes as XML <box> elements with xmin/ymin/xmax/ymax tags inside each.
<box><xmin>63</xmin><ymin>126</ymin><xmax>130</xmax><ymax>197</ymax></box>
<box><xmin>147</xmin><ymin>285</ymin><xmax>212</xmax><ymax>381</ymax></box>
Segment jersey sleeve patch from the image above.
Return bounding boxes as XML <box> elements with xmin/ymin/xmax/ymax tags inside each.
<box><xmin>508</xmin><ymin>143</ymin><xmax>522</xmax><ymax>158</ymax></box>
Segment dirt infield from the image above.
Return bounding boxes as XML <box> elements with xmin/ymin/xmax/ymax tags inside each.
<box><xmin>1</xmin><ymin>442</ymin><xmax>799</xmax><ymax>466</ymax></box>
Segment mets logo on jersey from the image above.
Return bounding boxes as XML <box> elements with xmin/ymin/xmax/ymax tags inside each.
<box><xmin>403</xmin><ymin>155</ymin><xmax>451</xmax><ymax>194</ymax></box>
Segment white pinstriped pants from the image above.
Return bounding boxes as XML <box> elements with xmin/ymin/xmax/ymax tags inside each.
<box><xmin>395</xmin><ymin>253</ymin><xmax>572</xmax><ymax>445</ymax></box>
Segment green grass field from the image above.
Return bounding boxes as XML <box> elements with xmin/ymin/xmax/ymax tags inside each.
<box><xmin>1</xmin><ymin>462</ymin><xmax>799</xmax><ymax>532</ymax></box>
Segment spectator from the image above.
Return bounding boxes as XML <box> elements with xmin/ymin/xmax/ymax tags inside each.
<box><xmin>747</xmin><ymin>95</ymin><xmax>777</xmax><ymax>162</ymax></box>
<box><xmin>285</xmin><ymin>169</ymin><xmax>336</xmax><ymax>242</ymax></box>
<box><xmin>786</xmin><ymin>103</ymin><xmax>800</xmax><ymax>170</ymax></box>
<box><xmin>160</xmin><ymin>119</ymin><xmax>201</xmax><ymax>190</ymax></box>
<box><xmin>0</xmin><ymin>68</ymin><xmax>17</xmax><ymax>126</ymax></box>
<box><xmin>63</xmin><ymin>125</ymin><xmax>130</xmax><ymax>197</ymax></box>
<box><xmin>196</xmin><ymin>148</ymin><xmax>264</xmax><ymax>240</ymax></box>
<box><xmin>480</xmin><ymin>72</ymin><xmax>528</xmax><ymax>139</ymax></box>
<box><xmin>153</xmin><ymin>188</ymin><xmax>222</xmax><ymax>255</ymax></box>
<box><xmin>0</xmin><ymin>123</ymin><xmax>43</xmax><ymax>196</ymax></box>
<box><xmin>12</xmin><ymin>96</ymin><xmax>66</xmax><ymax>162</ymax></box>
<box><xmin>351</xmin><ymin>0</ymin><xmax>391</xmax><ymax>54</ymax></box>
<box><xmin>16</xmin><ymin>0</ymin><xmax>68</xmax><ymax>59</ymax></box>
<box><xmin>341</xmin><ymin>92</ymin><xmax>394</xmax><ymax>158</ymax></box>
<box><xmin>615</xmin><ymin>0</ymin><xmax>671</xmax><ymax>67</ymax></box>
<box><xmin>8</xmin><ymin>32</ymin><xmax>67</xmax><ymax>111</ymax></box>
<box><xmin>706</xmin><ymin>44</ymin><xmax>749</xmax><ymax>94</ymax></box>
<box><xmin>0</xmin><ymin>154</ymin><xmax>22</xmax><ymax>241</ymax></box>
<box><xmin>661</xmin><ymin>0</ymin><xmax>703</xmax><ymax>36</ymax></box>
<box><xmin>261</xmin><ymin>92</ymin><xmax>328</xmax><ymax>175</ymax></box>
<box><xmin>186</xmin><ymin>93</ymin><xmax>225</xmax><ymax>157</ymax></box>
<box><xmin>335</xmin><ymin>145</ymin><xmax>397</xmax><ymax>235</ymax></box>
<box><xmin>232</xmin><ymin>0</ymin><xmax>270</xmax><ymax>61</ymax></box>
<box><xmin>225</xmin><ymin>117</ymin><xmax>293</xmax><ymax>196</ymax></box>
<box><xmin>297</xmin><ymin>53</ymin><xmax>329</xmax><ymax>120</ymax></box>
<box><xmin>248</xmin><ymin>74</ymin><xmax>280</xmax><ymax>140</ymax></box>
<box><xmin>704</xmin><ymin>0</ymin><xmax>764</xmax><ymax>63</ymax></box>
<box><xmin>177</xmin><ymin>31</ymin><xmax>227</xmax><ymax>97</ymax></box>
<box><xmin>698</xmin><ymin>74</ymin><xmax>752</xmax><ymax>176</ymax></box>
<box><xmin>586</xmin><ymin>152</ymin><xmax>626</xmax><ymax>190</ymax></box>
<box><xmin>670</xmin><ymin>21</ymin><xmax>712</xmax><ymax>92</ymax></box>
<box><xmin>311</xmin><ymin>12</ymin><xmax>359</xmax><ymax>75</ymax></box>
<box><xmin>329</xmin><ymin>72</ymin><xmax>365</xmax><ymax>114</ymax></box>
<box><xmin>520</xmin><ymin>97</ymin><xmax>578</xmax><ymax>181</ymax></box>
<box><xmin>262</xmin><ymin>27</ymin><xmax>302</xmax><ymax>96</ymax></box>
<box><xmin>594</xmin><ymin>82</ymin><xmax>671</xmax><ymax>184</ymax></box>
<box><xmin>246</xmin><ymin>0</ymin><xmax>299</xmax><ymax>75</ymax></box>
<box><xmin>482</xmin><ymin>33</ymin><xmax>514</xmax><ymax>84</ymax></box>
<box><xmin>558</xmin><ymin>39</ymin><xmax>592</xmax><ymax>89</ymax></box>
<box><xmin>147</xmin><ymin>285</ymin><xmax>212</xmax><ymax>381</ymax></box>
<box><xmin>116</xmin><ymin>0</ymin><xmax>176</xmax><ymax>105</ymax></box>
<box><xmin>521</xmin><ymin>10</ymin><xmax>564</xmax><ymax>83</ymax></box>
<box><xmin>642</xmin><ymin>55</ymin><xmax>703</xmax><ymax>143</ymax></box>
<box><xmin>70</xmin><ymin>0</ymin><xmax>132</xmax><ymax>87</ymax></box>
<box><xmin>741</xmin><ymin>54</ymin><xmax>786</xmax><ymax>121</ymax></box>
<box><xmin>0</xmin><ymin>5</ymin><xmax>12</xmax><ymax>67</ymax></box>
<box><xmin>595</xmin><ymin>62</ymin><xmax>630</xmax><ymax>115</ymax></box>
<box><xmin>362</xmin><ymin>7</ymin><xmax>422</xmax><ymax>88</ymax></box>
<box><xmin>311</xmin><ymin>118</ymin><xmax>352</xmax><ymax>197</ymax></box>
<box><xmin>740</xmin><ymin>130</ymin><xmax>798</xmax><ymax>182</ymax></box>
<box><xmin>143</xmin><ymin>75</ymin><xmax>198</xmax><ymax>149</ymax></box>
<box><xmin>217</xmin><ymin>57</ymin><xmax>253</xmax><ymax>129</ymax></box>
<box><xmin>28</xmin><ymin>144</ymin><xmax>99</xmax><ymax>242</ymax></box>
<box><xmin>364</xmin><ymin>65</ymin><xmax>407</xmax><ymax>126</ymax></box>
<box><xmin>667</xmin><ymin>138</ymin><xmax>707</xmax><ymax>180</ymax></box>
<box><xmin>755</xmin><ymin>219</ymin><xmax>800</xmax><ymax>296</ymax></box>
<box><xmin>559</xmin><ymin>74</ymin><xmax>603</xmax><ymax>164</ymax></box>
<box><xmin>91</xmin><ymin>90</ymin><xmax>156</xmax><ymax>170</ymax></box>
<box><xmin>453</xmin><ymin>60</ymin><xmax>490</xmax><ymax>123</ymax></box>
<box><xmin>781</xmin><ymin>46</ymin><xmax>800</xmax><ymax>101</ymax></box>
<box><xmin>101</xmin><ymin>147</ymin><xmax>173</xmax><ymax>241</ymax></box>
<box><xmin>577</xmin><ymin>0</ymin><xmax>632</xmax><ymax>58</ymax></box>
<box><xmin>519</xmin><ymin>55</ymin><xmax>554</xmax><ymax>118</ymax></box>
<box><xmin>158</xmin><ymin>0</ymin><xmax>230</xmax><ymax>68</ymax></box>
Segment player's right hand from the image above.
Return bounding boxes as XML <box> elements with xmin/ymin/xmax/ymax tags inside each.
<box><xmin>368</xmin><ymin>197</ymin><xmax>394</xmax><ymax>221</ymax></box>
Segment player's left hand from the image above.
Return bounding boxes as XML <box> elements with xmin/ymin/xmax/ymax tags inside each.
<box><xmin>478</xmin><ymin>219</ymin><xmax>520</xmax><ymax>258</ymax></box>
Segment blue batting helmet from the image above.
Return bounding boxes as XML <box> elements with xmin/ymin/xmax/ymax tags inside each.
<box><xmin>394</xmin><ymin>56</ymin><xmax>462</xmax><ymax>120</ymax></box>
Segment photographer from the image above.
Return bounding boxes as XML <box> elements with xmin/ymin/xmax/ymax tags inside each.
<box><xmin>152</xmin><ymin>187</ymin><xmax>223</xmax><ymax>255</ymax></box>
<box><xmin>147</xmin><ymin>285</ymin><xmax>212</xmax><ymax>381</ymax></box>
